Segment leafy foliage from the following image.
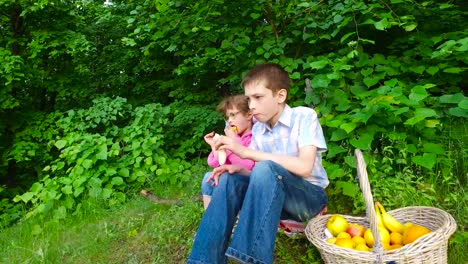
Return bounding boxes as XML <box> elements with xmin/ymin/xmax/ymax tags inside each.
<box><xmin>0</xmin><ymin>1</ymin><xmax>466</xmax><ymax>257</ymax></box>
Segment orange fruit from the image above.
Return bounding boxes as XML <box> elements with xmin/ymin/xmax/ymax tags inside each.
<box><xmin>402</xmin><ymin>224</ymin><xmax>431</xmax><ymax>245</ymax></box>
<box><xmin>390</xmin><ymin>232</ymin><xmax>403</xmax><ymax>245</ymax></box>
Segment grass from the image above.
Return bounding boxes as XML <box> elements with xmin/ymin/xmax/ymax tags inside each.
<box><xmin>0</xmin><ymin>121</ymin><xmax>466</xmax><ymax>263</ymax></box>
<box><xmin>0</xmin><ymin>188</ymin><xmax>322</xmax><ymax>263</ymax></box>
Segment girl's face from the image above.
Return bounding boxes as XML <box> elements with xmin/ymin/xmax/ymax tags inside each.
<box><xmin>225</xmin><ymin>106</ymin><xmax>253</xmax><ymax>135</ymax></box>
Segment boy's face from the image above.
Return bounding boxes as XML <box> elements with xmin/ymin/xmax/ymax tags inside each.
<box><xmin>244</xmin><ymin>80</ymin><xmax>286</xmax><ymax>128</ymax></box>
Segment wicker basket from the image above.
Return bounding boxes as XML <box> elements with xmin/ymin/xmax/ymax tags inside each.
<box><xmin>305</xmin><ymin>149</ymin><xmax>457</xmax><ymax>263</ymax></box>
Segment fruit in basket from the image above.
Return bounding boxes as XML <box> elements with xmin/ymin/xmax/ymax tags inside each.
<box><xmin>346</xmin><ymin>223</ymin><xmax>366</xmax><ymax>238</ymax></box>
<box><xmin>352</xmin><ymin>235</ymin><xmax>366</xmax><ymax>246</ymax></box>
<box><xmin>384</xmin><ymin>243</ymin><xmax>403</xmax><ymax>251</ymax></box>
<box><xmin>326</xmin><ymin>215</ymin><xmax>349</xmax><ymax>236</ymax></box>
<box><xmin>336</xmin><ymin>232</ymin><xmax>352</xmax><ymax>239</ymax></box>
<box><xmin>402</xmin><ymin>224</ymin><xmax>431</xmax><ymax>245</ymax></box>
<box><xmin>376</xmin><ymin>202</ymin><xmax>404</xmax><ymax>234</ymax></box>
<box><xmin>335</xmin><ymin>238</ymin><xmax>356</xmax><ymax>249</ymax></box>
<box><xmin>364</xmin><ymin>228</ymin><xmax>374</xmax><ymax>247</ymax></box>
<box><xmin>326</xmin><ymin>237</ymin><xmax>337</xmax><ymax>244</ymax></box>
<box><xmin>364</xmin><ymin>226</ymin><xmax>390</xmax><ymax>247</ymax></box>
<box><xmin>355</xmin><ymin>243</ymin><xmax>371</xmax><ymax>252</ymax></box>
<box><xmin>375</xmin><ymin>203</ymin><xmax>385</xmax><ymax>228</ymax></box>
<box><xmin>390</xmin><ymin>232</ymin><xmax>403</xmax><ymax>245</ymax></box>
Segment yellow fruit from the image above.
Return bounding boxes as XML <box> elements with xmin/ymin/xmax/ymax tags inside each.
<box><xmin>352</xmin><ymin>235</ymin><xmax>366</xmax><ymax>245</ymax></box>
<box><xmin>363</xmin><ymin>227</ymin><xmax>390</xmax><ymax>247</ymax></box>
<box><xmin>390</xmin><ymin>232</ymin><xmax>403</xmax><ymax>245</ymax></box>
<box><xmin>379</xmin><ymin>226</ymin><xmax>391</xmax><ymax>245</ymax></box>
<box><xmin>364</xmin><ymin>228</ymin><xmax>374</xmax><ymax>247</ymax></box>
<box><xmin>403</xmin><ymin>224</ymin><xmax>431</xmax><ymax>245</ymax></box>
<box><xmin>355</xmin><ymin>243</ymin><xmax>371</xmax><ymax>252</ymax></box>
<box><xmin>376</xmin><ymin>202</ymin><xmax>404</xmax><ymax>234</ymax></box>
<box><xmin>384</xmin><ymin>243</ymin><xmax>403</xmax><ymax>251</ymax></box>
<box><xmin>403</xmin><ymin>222</ymin><xmax>414</xmax><ymax>230</ymax></box>
<box><xmin>326</xmin><ymin>237</ymin><xmax>337</xmax><ymax>244</ymax></box>
<box><xmin>326</xmin><ymin>215</ymin><xmax>349</xmax><ymax>236</ymax></box>
<box><xmin>337</xmin><ymin>232</ymin><xmax>352</xmax><ymax>239</ymax></box>
<box><xmin>375</xmin><ymin>202</ymin><xmax>385</xmax><ymax>228</ymax></box>
<box><xmin>335</xmin><ymin>238</ymin><xmax>356</xmax><ymax>249</ymax></box>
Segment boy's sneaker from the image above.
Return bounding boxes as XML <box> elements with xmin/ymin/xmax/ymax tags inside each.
<box><xmin>278</xmin><ymin>206</ymin><xmax>328</xmax><ymax>238</ymax></box>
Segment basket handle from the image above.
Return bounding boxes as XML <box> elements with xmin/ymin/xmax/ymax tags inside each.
<box><xmin>355</xmin><ymin>149</ymin><xmax>385</xmax><ymax>259</ymax></box>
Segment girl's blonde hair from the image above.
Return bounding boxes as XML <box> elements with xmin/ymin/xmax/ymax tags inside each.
<box><xmin>216</xmin><ymin>95</ymin><xmax>250</xmax><ymax>117</ymax></box>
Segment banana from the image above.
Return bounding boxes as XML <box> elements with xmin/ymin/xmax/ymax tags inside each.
<box><xmin>375</xmin><ymin>202</ymin><xmax>385</xmax><ymax>228</ymax></box>
<box><xmin>377</xmin><ymin>202</ymin><xmax>404</xmax><ymax>234</ymax></box>
<box><xmin>213</xmin><ymin>133</ymin><xmax>227</xmax><ymax>165</ymax></box>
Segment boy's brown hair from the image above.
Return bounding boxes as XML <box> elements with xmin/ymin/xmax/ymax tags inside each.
<box><xmin>216</xmin><ymin>95</ymin><xmax>250</xmax><ymax>116</ymax></box>
<box><xmin>241</xmin><ymin>63</ymin><xmax>290</xmax><ymax>93</ymax></box>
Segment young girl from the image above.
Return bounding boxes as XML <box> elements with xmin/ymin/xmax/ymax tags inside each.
<box><xmin>201</xmin><ymin>95</ymin><xmax>255</xmax><ymax>209</ymax></box>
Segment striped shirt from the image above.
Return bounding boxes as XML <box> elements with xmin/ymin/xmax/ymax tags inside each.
<box><xmin>249</xmin><ymin>105</ymin><xmax>329</xmax><ymax>188</ymax></box>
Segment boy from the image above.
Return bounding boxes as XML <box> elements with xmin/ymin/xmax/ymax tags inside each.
<box><xmin>187</xmin><ymin>63</ymin><xmax>328</xmax><ymax>264</ymax></box>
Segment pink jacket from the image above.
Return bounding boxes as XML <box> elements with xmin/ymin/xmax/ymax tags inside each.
<box><xmin>207</xmin><ymin>131</ymin><xmax>255</xmax><ymax>170</ymax></box>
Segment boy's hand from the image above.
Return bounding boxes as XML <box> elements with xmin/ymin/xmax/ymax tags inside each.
<box><xmin>207</xmin><ymin>164</ymin><xmax>251</xmax><ymax>186</ymax></box>
<box><xmin>214</xmin><ymin>134</ymin><xmax>249</xmax><ymax>158</ymax></box>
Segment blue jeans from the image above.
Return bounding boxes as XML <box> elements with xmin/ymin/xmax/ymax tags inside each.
<box><xmin>201</xmin><ymin>172</ymin><xmax>214</xmax><ymax>196</ymax></box>
<box><xmin>187</xmin><ymin>160</ymin><xmax>328</xmax><ymax>264</ymax></box>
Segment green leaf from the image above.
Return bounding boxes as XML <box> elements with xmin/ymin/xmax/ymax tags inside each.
<box><xmin>336</xmin><ymin>181</ymin><xmax>357</xmax><ymax>197</ymax></box>
<box><xmin>330</xmin><ymin>129</ymin><xmax>348</xmax><ymax>141</ymax></box>
<box><xmin>426</xmin><ymin>66</ymin><xmax>439</xmax><ymax>75</ymax></box>
<box><xmin>340</xmin><ymin>122</ymin><xmax>357</xmax><ymax>133</ymax></box>
<box><xmin>311</xmin><ymin>74</ymin><xmax>331</xmax><ymax>88</ymax></box>
<box><xmin>423</xmin><ymin>143</ymin><xmax>445</xmax><ymax>154</ymax></box>
<box><xmin>458</xmin><ymin>99</ymin><xmax>468</xmax><ymax>110</ymax></box>
<box><xmin>309</xmin><ymin>60</ymin><xmax>328</xmax><ymax>70</ymax></box>
<box><xmin>361</xmin><ymin>68</ymin><xmax>373</xmax><ymax>77</ymax></box>
<box><xmin>326</xmin><ymin>143</ymin><xmax>347</xmax><ymax>159</ymax></box>
<box><xmin>119</xmin><ymin>168</ymin><xmax>130</xmax><ymax>177</ymax></box>
<box><xmin>62</xmin><ymin>185</ymin><xmax>73</xmax><ymax>195</ymax></box>
<box><xmin>415</xmin><ymin>108</ymin><xmax>437</xmax><ymax>118</ymax></box>
<box><xmin>384</xmin><ymin>78</ymin><xmax>398</xmax><ymax>87</ymax></box>
<box><xmin>349</xmin><ymin>133</ymin><xmax>373</xmax><ymax>150</ymax></box>
<box><xmin>374</xmin><ymin>18</ymin><xmax>389</xmax><ymax>31</ymax></box>
<box><xmin>409</xmin><ymin>86</ymin><xmax>428</xmax><ymax>101</ymax></box>
<box><xmin>411</xmin><ymin>65</ymin><xmax>425</xmax><ymax>74</ymax></box>
<box><xmin>363</xmin><ymin>76</ymin><xmax>380</xmax><ymax>87</ymax></box>
<box><xmin>448</xmin><ymin>107</ymin><xmax>468</xmax><ymax>118</ymax></box>
<box><xmin>439</xmin><ymin>93</ymin><xmax>465</xmax><ymax>104</ymax></box>
<box><xmin>443</xmin><ymin>67</ymin><xmax>464</xmax><ymax>74</ymax></box>
<box><xmin>404</xmin><ymin>23</ymin><xmax>417</xmax><ymax>32</ymax></box>
<box><xmin>412</xmin><ymin>153</ymin><xmax>437</xmax><ymax>170</ymax></box>
<box><xmin>111</xmin><ymin>177</ymin><xmax>124</xmax><ymax>185</ymax></box>
<box><xmin>82</xmin><ymin>159</ymin><xmax>93</xmax><ymax>169</ymax></box>
<box><xmin>55</xmin><ymin>140</ymin><xmax>67</xmax><ymax>150</ymax></box>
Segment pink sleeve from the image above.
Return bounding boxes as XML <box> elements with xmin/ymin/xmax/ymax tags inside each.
<box><xmin>225</xmin><ymin>132</ymin><xmax>255</xmax><ymax>170</ymax></box>
<box><xmin>207</xmin><ymin>151</ymin><xmax>220</xmax><ymax>168</ymax></box>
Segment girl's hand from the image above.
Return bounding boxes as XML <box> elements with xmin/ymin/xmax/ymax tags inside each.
<box><xmin>204</xmin><ymin>131</ymin><xmax>215</xmax><ymax>147</ymax></box>
<box><xmin>207</xmin><ymin>164</ymin><xmax>251</xmax><ymax>186</ymax></box>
